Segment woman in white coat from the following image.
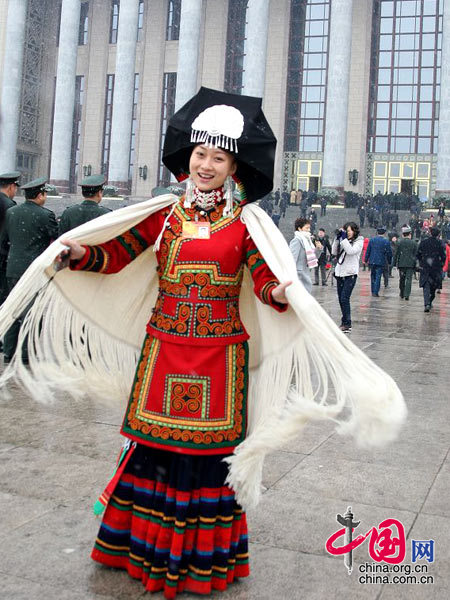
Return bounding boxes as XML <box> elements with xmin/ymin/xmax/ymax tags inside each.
<box><xmin>332</xmin><ymin>221</ymin><xmax>364</xmax><ymax>333</ymax></box>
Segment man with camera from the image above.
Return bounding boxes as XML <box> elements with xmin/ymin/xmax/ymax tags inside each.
<box><xmin>312</xmin><ymin>228</ymin><xmax>332</xmax><ymax>286</ymax></box>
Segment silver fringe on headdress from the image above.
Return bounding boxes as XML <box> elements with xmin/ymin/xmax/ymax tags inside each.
<box><xmin>190</xmin><ymin>130</ymin><xmax>239</xmax><ymax>154</ymax></box>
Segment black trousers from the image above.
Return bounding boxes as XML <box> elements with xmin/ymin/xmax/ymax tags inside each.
<box><xmin>423</xmin><ymin>281</ymin><xmax>438</xmax><ymax>308</ymax></box>
<box><xmin>314</xmin><ymin>263</ymin><xmax>327</xmax><ymax>284</ymax></box>
<box><xmin>3</xmin><ymin>277</ymin><xmax>28</xmax><ymax>361</ymax></box>
<box><xmin>336</xmin><ymin>275</ymin><xmax>357</xmax><ymax>326</ymax></box>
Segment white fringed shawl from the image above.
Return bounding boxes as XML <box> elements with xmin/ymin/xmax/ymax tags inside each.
<box><xmin>0</xmin><ymin>194</ymin><xmax>407</xmax><ymax>509</ymax></box>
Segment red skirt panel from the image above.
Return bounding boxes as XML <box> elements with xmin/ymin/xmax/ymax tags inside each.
<box><xmin>121</xmin><ymin>336</ymin><xmax>248</xmax><ymax>455</ymax></box>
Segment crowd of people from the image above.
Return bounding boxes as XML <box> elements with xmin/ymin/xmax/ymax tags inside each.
<box><xmin>259</xmin><ymin>188</ymin><xmax>327</xmax><ymax>229</ymax></box>
<box><xmin>286</xmin><ymin>190</ymin><xmax>449</xmax><ymax>328</ymax></box>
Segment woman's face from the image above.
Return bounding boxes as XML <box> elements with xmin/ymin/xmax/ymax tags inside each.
<box><xmin>189</xmin><ymin>144</ymin><xmax>237</xmax><ymax>191</ymax></box>
<box><xmin>346</xmin><ymin>226</ymin><xmax>355</xmax><ymax>239</ymax></box>
<box><xmin>299</xmin><ymin>223</ymin><xmax>311</xmax><ymax>232</ymax></box>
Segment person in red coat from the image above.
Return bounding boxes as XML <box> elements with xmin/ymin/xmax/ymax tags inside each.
<box><xmin>362</xmin><ymin>236</ymin><xmax>370</xmax><ymax>271</ymax></box>
<box><xmin>443</xmin><ymin>240</ymin><xmax>450</xmax><ymax>278</ymax></box>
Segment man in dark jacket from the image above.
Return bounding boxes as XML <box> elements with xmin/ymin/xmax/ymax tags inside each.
<box><xmin>309</xmin><ymin>207</ymin><xmax>317</xmax><ymax>234</ymax></box>
<box><xmin>0</xmin><ymin>172</ymin><xmax>20</xmax><ymax>305</ymax></box>
<box><xmin>2</xmin><ymin>177</ymin><xmax>58</xmax><ymax>362</ymax></box>
<box><xmin>359</xmin><ymin>205</ymin><xmax>366</xmax><ymax>228</ymax></box>
<box><xmin>394</xmin><ymin>226</ymin><xmax>417</xmax><ymax>301</ymax></box>
<box><xmin>391</xmin><ymin>210</ymin><xmax>399</xmax><ymax>231</ymax></box>
<box><xmin>59</xmin><ymin>174</ymin><xmax>111</xmax><ymax>235</ymax></box>
<box><xmin>417</xmin><ymin>227</ymin><xmax>446</xmax><ymax>312</ymax></box>
<box><xmin>364</xmin><ymin>227</ymin><xmax>393</xmax><ymax>296</ymax></box>
<box><xmin>313</xmin><ymin>228</ymin><xmax>332</xmax><ymax>286</ymax></box>
<box><xmin>279</xmin><ymin>193</ymin><xmax>288</xmax><ymax>218</ymax></box>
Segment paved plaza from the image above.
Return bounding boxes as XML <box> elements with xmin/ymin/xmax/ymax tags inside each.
<box><xmin>1</xmin><ymin>206</ymin><xmax>449</xmax><ymax>599</ymax></box>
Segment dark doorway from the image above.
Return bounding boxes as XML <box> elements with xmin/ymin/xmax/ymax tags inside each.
<box><xmin>309</xmin><ymin>177</ymin><xmax>319</xmax><ymax>192</ymax></box>
<box><xmin>401</xmin><ymin>179</ymin><xmax>413</xmax><ymax>195</ymax></box>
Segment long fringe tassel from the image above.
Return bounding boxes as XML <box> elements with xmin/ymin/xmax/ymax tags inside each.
<box><xmin>224</xmin><ymin>206</ymin><xmax>407</xmax><ymax>510</ymax></box>
<box><xmin>1</xmin><ymin>281</ymin><xmax>140</xmax><ymax>404</ymax></box>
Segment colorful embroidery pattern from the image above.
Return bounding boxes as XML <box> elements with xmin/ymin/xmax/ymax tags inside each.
<box><xmin>260</xmin><ymin>280</ymin><xmax>278</xmax><ymax>306</ymax></box>
<box><xmin>246</xmin><ymin>247</ymin><xmax>265</xmax><ymax>274</ymax></box>
<box><xmin>82</xmin><ymin>245</ymin><xmax>109</xmax><ymax>272</ymax></box>
<box><xmin>121</xmin><ymin>336</ymin><xmax>248</xmax><ymax>452</ymax></box>
<box><xmin>148</xmin><ymin>202</ymin><xmax>250</xmax><ymax>341</ymax></box>
<box><xmin>150</xmin><ymin>301</ymin><xmax>244</xmax><ymax>340</ymax></box>
<box><xmin>164</xmin><ymin>375</ymin><xmax>211</xmax><ymax>419</ymax></box>
<box><xmin>118</xmin><ymin>227</ymin><xmax>148</xmax><ymax>260</ymax></box>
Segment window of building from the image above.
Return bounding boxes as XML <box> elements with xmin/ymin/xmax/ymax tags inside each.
<box><xmin>158</xmin><ymin>72</ymin><xmax>177</xmax><ymax>186</ymax></box>
<box><xmin>372</xmin><ymin>158</ymin><xmax>431</xmax><ymax>199</ymax></box>
<box><xmin>129</xmin><ymin>73</ymin><xmax>140</xmax><ymax>180</ymax></box>
<box><xmin>368</xmin><ymin>0</ymin><xmax>442</xmax><ymax>155</ymax></box>
<box><xmin>295</xmin><ymin>159</ymin><xmax>322</xmax><ymax>191</ymax></box>
<box><xmin>166</xmin><ymin>0</ymin><xmax>181</xmax><ymax>41</ymax></box>
<box><xmin>70</xmin><ymin>75</ymin><xmax>85</xmax><ymax>192</ymax></box>
<box><xmin>110</xmin><ymin>0</ymin><xmax>120</xmax><ymax>44</ymax></box>
<box><xmin>79</xmin><ymin>2</ymin><xmax>89</xmax><ymax>45</ymax></box>
<box><xmin>102</xmin><ymin>74</ymin><xmax>115</xmax><ymax>174</ymax></box>
<box><xmin>224</xmin><ymin>0</ymin><xmax>248</xmax><ymax>94</ymax></box>
<box><xmin>284</xmin><ymin>0</ymin><xmax>331</xmax><ymax>153</ymax></box>
<box><xmin>137</xmin><ymin>0</ymin><xmax>144</xmax><ymax>41</ymax></box>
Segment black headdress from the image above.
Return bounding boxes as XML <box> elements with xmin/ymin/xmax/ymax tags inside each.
<box><xmin>162</xmin><ymin>87</ymin><xmax>277</xmax><ymax>203</ymax></box>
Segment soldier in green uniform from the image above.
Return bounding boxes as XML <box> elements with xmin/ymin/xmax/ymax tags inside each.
<box><xmin>58</xmin><ymin>174</ymin><xmax>111</xmax><ymax>235</ymax></box>
<box><xmin>2</xmin><ymin>177</ymin><xmax>58</xmax><ymax>363</ymax></box>
<box><xmin>394</xmin><ymin>225</ymin><xmax>418</xmax><ymax>301</ymax></box>
<box><xmin>0</xmin><ymin>172</ymin><xmax>20</xmax><ymax>305</ymax></box>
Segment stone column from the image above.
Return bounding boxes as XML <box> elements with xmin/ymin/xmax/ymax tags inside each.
<box><xmin>436</xmin><ymin>1</ymin><xmax>450</xmax><ymax>195</ymax></box>
<box><xmin>108</xmin><ymin>0</ymin><xmax>140</xmax><ymax>194</ymax></box>
<box><xmin>242</xmin><ymin>0</ymin><xmax>270</xmax><ymax>97</ymax></box>
<box><xmin>49</xmin><ymin>0</ymin><xmax>82</xmax><ymax>193</ymax></box>
<box><xmin>174</xmin><ymin>0</ymin><xmax>203</xmax><ymax>111</ymax></box>
<box><xmin>0</xmin><ymin>0</ymin><xmax>28</xmax><ymax>172</ymax></box>
<box><xmin>322</xmin><ymin>0</ymin><xmax>353</xmax><ymax>192</ymax></box>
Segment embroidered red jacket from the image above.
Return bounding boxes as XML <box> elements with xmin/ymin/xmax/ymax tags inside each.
<box><xmin>73</xmin><ymin>200</ymin><xmax>287</xmax><ymax>347</ymax></box>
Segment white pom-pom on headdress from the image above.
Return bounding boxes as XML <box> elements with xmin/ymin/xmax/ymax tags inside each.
<box><xmin>191</xmin><ymin>105</ymin><xmax>244</xmax><ymax>153</ymax></box>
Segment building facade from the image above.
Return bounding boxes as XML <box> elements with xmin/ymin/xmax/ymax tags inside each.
<box><xmin>0</xmin><ymin>0</ymin><xmax>447</xmax><ymax>200</ymax></box>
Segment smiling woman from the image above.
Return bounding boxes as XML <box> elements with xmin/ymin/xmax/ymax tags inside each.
<box><xmin>189</xmin><ymin>145</ymin><xmax>237</xmax><ymax>191</ymax></box>
<box><xmin>57</xmin><ymin>87</ymin><xmax>290</xmax><ymax>599</ymax></box>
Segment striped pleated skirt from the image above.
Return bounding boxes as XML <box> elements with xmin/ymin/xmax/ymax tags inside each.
<box><xmin>91</xmin><ymin>444</ymin><xmax>250</xmax><ymax>598</ymax></box>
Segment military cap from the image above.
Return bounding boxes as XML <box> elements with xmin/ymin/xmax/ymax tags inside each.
<box><xmin>21</xmin><ymin>177</ymin><xmax>50</xmax><ymax>198</ymax></box>
<box><xmin>79</xmin><ymin>174</ymin><xmax>106</xmax><ymax>188</ymax></box>
<box><xmin>401</xmin><ymin>226</ymin><xmax>412</xmax><ymax>234</ymax></box>
<box><xmin>0</xmin><ymin>171</ymin><xmax>21</xmax><ymax>186</ymax></box>
<box><xmin>377</xmin><ymin>226</ymin><xmax>386</xmax><ymax>234</ymax></box>
<box><xmin>79</xmin><ymin>174</ymin><xmax>106</xmax><ymax>196</ymax></box>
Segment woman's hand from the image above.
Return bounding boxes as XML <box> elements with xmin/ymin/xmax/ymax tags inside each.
<box><xmin>271</xmin><ymin>281</ymin><xmax>292</xmax><ymax>304</ymax></box>
<box><xmin>56</xmin><ymin>239</ymin><xmax>86</xmax><ymax>263</ymax></box>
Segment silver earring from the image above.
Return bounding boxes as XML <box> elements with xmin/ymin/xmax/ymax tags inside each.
<box><xmin>184</xmin><ymin>177</ymin><xmax>195</xmax><ymax>209</ymax></box>
<box><xmin>224</xmin><ymin>176</ymin><xmax>234</xmax><ymax>217</ymax></box>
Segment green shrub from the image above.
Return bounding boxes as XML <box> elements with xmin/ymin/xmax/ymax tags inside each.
<box><xmin>103</xmin><ymin>185</ymin><xmax>119</xmax><ymax>197</ymax></box>
<box><xmin>432</xmin><ymin>194</ymin><xmax>450</xmax><ymax>209</ymax></box>
<box><xmin>45</xmin><ymin>184</ymin><xmax>58</xmax><ymax>196</ymax></box>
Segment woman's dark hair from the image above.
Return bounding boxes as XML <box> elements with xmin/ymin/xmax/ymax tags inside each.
<box><xmin>344</xmin><ymin>221</ymin><xmax>360</xmax><ymax>239</ymax></box>
<box><xmin>295</xmin><ymin>217</ymin><xmax>310</xmax><ymax>231</ymax></box>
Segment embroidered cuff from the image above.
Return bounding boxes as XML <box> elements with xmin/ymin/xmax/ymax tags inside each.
<box><xmin>260</xmin><ymin>280</ymin><xmax>288</xmax><ymax>312</ymax></box>
<box><xmin>70</xmin><ymin>245</ymin><xmax>109</xmax><ymax>273</ymax></box>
